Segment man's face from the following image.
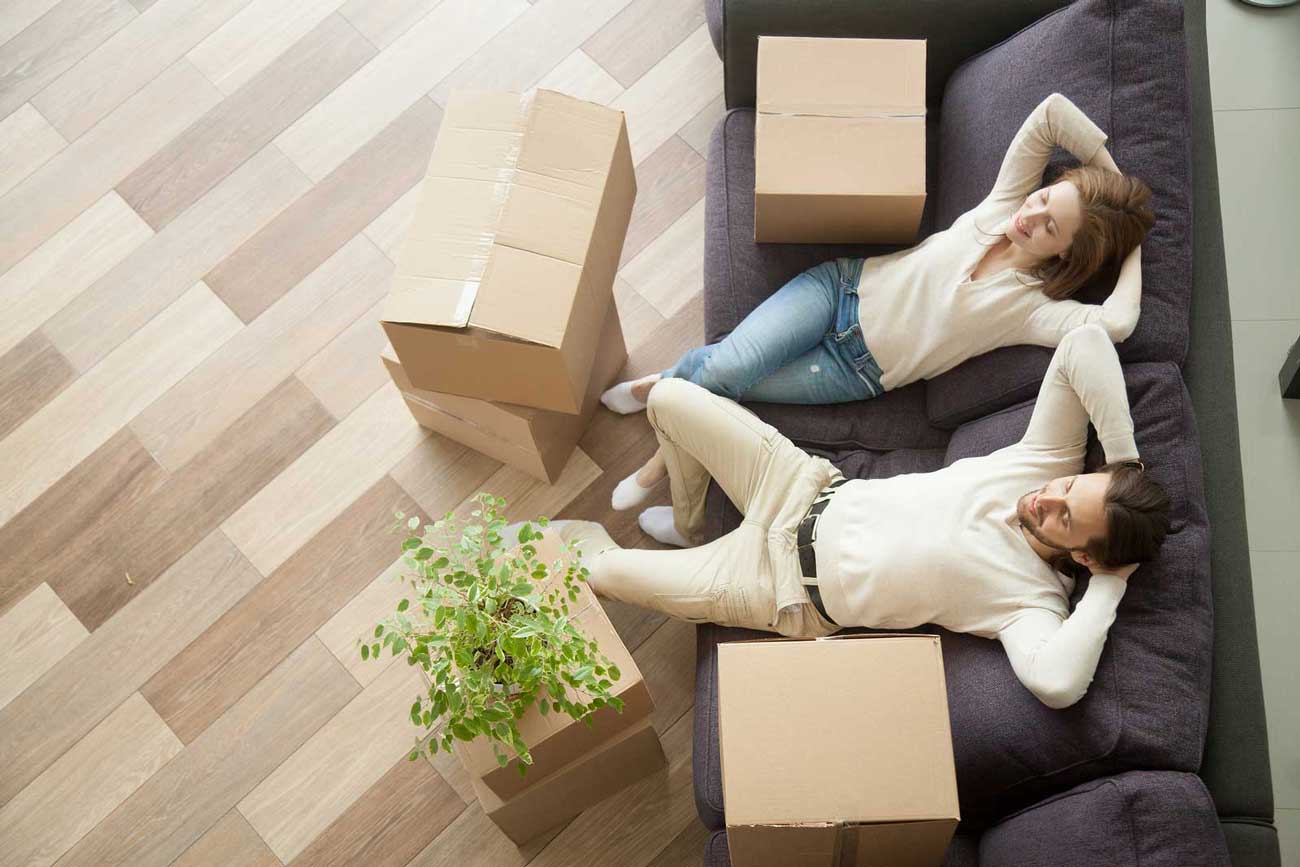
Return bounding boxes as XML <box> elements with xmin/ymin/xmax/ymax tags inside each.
<box><xmin>1016</xmin><ymin>472</ymin><xmax>1111</xmax><ymax>559</ymax></box>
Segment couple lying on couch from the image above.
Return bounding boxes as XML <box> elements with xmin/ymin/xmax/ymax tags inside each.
<box><xmin>556</xmin><ymin>93</ymin><xmax>1169</xmax><ymax>710</ymax></box>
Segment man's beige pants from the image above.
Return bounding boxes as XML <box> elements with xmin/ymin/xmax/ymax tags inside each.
<box><xmin>589</xmin><ymin>377</ymin><xmax>841</xmax><ymax>638</ymax></box>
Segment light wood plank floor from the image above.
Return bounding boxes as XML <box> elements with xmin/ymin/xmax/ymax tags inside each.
<box><xmin>0</xmin><ymin>0</ymin><xmax>726</xmax><ymax>864</ymax></box>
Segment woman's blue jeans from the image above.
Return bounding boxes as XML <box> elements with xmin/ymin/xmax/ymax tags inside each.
<box><xmin>663</xmin><ymin>258</ymin><xmax>884</xmax><ymax>405</ymax></box>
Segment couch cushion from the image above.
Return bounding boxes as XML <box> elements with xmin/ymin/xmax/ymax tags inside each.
<box><xmin>694</xmin><ymin>363</ymin><xmax>1212</xmax><ymax>828</ymax></box>
<box><xmin>928</xmin><ymin>0</ymin><xmax>1194</xmax><ymax>426</ymax></box>
<box><xmin>744</xmin><ymin>386</ymin><xmax>951</xmax><ymax>455</ymax></box>
<box><xmin>703</xmin><ymin>828</ymin><xmax>983</xmax><ymax>867</ymax></box>
<box><xmin>979</xmin><ymin>771</ymin><xmax>1229</xmax><ymax>867</ymax></box>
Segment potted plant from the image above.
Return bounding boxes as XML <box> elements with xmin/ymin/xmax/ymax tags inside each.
<box><xmin>362</xmin><ymin>492</ymin><xmax>626</xmax><ymax>778</ymax></box>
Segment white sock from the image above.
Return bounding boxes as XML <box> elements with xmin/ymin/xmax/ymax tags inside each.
<box><xmin>600</xmin><ymin>380</ymin><xmax>649</xmax><ymax>414</ymax></box>
<box><xmin>638</xmin><ymin>506</ymin><xmax>690</xmax><ymax>548</ymax></box>
<box><xmin>611</xmin><ymin>470</ymin><xmax>659</xmax><ymax>511</ymax></box>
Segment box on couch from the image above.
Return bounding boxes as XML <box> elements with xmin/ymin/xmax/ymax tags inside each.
<box><xmin>381</xmin><ymin>88</ymin><xmax>636</xmax><ymax>413</ymax></box>
<box><xmin>754</xmin><ymin>36</ymin><xmax>927</xmax><ymax>244</ymax></box>
<box><xmin>381</xmin><ymin>303</ymin><xmax>626</xmax><ymax>484</ymax></box>
<box><xmin>718</xmin><ymin>634</ymin><xmax>958</xmax><ymax>867</ymax></box>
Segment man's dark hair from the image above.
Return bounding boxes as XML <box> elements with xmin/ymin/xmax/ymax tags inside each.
<box><xmin>1083</xmin><ymin>462</ymin><xmax>1172</xmax><ymax>570</ymax></box>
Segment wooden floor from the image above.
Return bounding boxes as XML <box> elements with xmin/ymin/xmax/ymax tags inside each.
<box><xmin>0</xmin><ymin>1</ymin><xmax>725</xmax><ymax>864</ymax></box>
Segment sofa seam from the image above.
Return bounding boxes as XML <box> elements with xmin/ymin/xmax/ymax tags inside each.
<box><xmin>719</xmin><ymin>109</ymin><xmax>739</xmax><ymax>342</ymax></box>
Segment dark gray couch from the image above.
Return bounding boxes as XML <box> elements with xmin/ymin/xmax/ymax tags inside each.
<box><xmin>690</xmin><ymin>1</ymin><xmax>1280</xmax><ymax>864</ymax></box>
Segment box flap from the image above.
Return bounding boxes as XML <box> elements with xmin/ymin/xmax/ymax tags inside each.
<box><xmin>385</xmin><ymin>90</ymin><xmax>528</xmax><ymax>329</ymax></box>
<box><xmin>757</xmin><ymin>37</ymin><xmax>926</xmax><ymax>117</ymax></box>
<box><xmin>718</xmin><ymin>635</ymin><xmax>958</xmax><ymax>827</ymax></box>
<box><xmin>383</xmin><ymin>89</ymin><xmax>625</xmax><ymax>348</ymax></box>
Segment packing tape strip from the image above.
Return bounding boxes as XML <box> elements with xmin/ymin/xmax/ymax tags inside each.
<box><xmin>438</xmin><ymin>94</ymin><xmax>532</xmax><ymax>324</ymax></box>
<box><xmin>758</xmin><ymin>105</ymin><xmax>927</xmax><ymax>119</ymax></box>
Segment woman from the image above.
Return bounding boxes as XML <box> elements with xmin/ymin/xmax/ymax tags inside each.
<box><xmin>602</xmin><ymin>93</ymin><xmax>1154</xmax><ymax>545</ymax></box>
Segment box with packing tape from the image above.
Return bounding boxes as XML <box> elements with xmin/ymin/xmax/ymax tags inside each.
<box><xmin>381</xmin><ymin>88</ymin><xmax>636</xmax><ymax>414</ymax></box>
<box><xmin>718</xmin><ymin>633</ymin><xmax>959</xmax><ymax>867</ymax></box>
<box><xmin>381</xmin><ymin>303</ymin><xmax>626</xmax><ymax>484</ymax></box>
<box><xmin>755</xmin><ymin>36</ymin><xmax>927</xmax><ymax>244</ymax></box>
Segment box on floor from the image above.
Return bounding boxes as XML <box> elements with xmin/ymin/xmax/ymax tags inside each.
<box><xmin>382</xmin><ymin>87</ymin><xmax>636</xmax><ymax>414</ymax></box>
<box><xmin>718</xmin><ymin>633</ymin><xmax>959</xmax><ymax>867</ymax></box>
<box><xmin>381</xmin><ymin>302</ymin><xmax>626</xmax><ymax>484</ymax></box>
<box><xmin>454</xmin><ymin>536</ymin><xmax>656</xmax><ymax>803</ymax></box>
<box><xmin>472</xmin><ymin>716</ymin><xmax>666</xmax><ymax>845</ymax></box>
<box><xmin>755</xmin><ymin>36</ymin><xmax>927</xmax><ymax>244</ymax></box>
<box><xmin>416</xmin><ymin>530</ymin><xmax>663</xmax><ymax>842</ymax></box>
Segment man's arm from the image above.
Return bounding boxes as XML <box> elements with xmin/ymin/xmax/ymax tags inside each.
<box><xmin>1019</xmin><ymin>323</ymin><xmax>1139</xmax><ymax>464</ymax></box>
<box><xmin>997</xmin><ymin>571</ymin><xmax>1131</xmax><ymax>709</ymax></box>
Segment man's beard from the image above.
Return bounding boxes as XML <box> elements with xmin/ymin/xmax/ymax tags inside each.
<box><xmin>1017</xmin><ymin>491</ymin><xmax>1071</xmax><ymax>553</ymax></box>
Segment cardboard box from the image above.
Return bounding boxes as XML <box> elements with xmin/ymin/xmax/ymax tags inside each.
<box><xmin>755</xmin><ymin>37</ymin><xmax>927</xmax><ymax>244</ymax></box>
<box><xmin>382</xmin><ymin>303</ymin><xmax>626</xmax><ymax>483</ymax></box>
<box><xmin>381</xmin><ymin>88</ymin><xmax>636</xmax><ymax>413</ymax></box>
<box><xmin>718</xmin><ymin>634</ymin><xmax>959</xmax><ymax>867</ymax></box>
<box><xmin>451</xmin><ymin>529</ymin><xmax>655</xmax><ymax>802</ymax></box>
<box><xmin>472</xmin><ymin>717</ymin><xmax>666</xmax><ymax>845</ymax></box>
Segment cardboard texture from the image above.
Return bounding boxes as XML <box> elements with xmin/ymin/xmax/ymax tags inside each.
<box><xmin>718</xmin><ymin>634</ymin><xmax>959</xmax><ymax>867</ymax></box>
<box><xmin>451</xmin><ymin>529</ymin><xmax>655</xmax><ymax>802</ymax></box>
<box><xmin>471</xmin><ymin>717</ymin><xmax>666</xmax><ymax>845</ymax></box>
<box><xmin>754</xmin><ymin>37</ymin><xmax>927</xmax><ymax>244</ymax></box>
<box><xmin>382</xmin><ymin>303</ymin><xmax>626</xmax><ymax>483</ymax></box>
<box><xmin>381</xmin><ymin>88</ymin><xmax>637</xmax><ymax>413</ymax></box>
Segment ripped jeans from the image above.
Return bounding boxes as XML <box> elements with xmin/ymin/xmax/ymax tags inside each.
<box><xmin>663</xmin><ymin>257</ymin><xmax>885</xmax><ymax>404</ymax></box>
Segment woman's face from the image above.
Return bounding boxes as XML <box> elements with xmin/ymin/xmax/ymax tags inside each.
<box><xmin>1006</xmin><ymin>181</ymin><xmax>1083</xmax><ymax>260</ymax></box>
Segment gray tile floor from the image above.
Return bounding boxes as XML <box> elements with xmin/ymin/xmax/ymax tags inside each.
<box><xmin>1206</xmin><ymin>0</ymin><xmax>1300</xmax><ymax>861</ymax></box>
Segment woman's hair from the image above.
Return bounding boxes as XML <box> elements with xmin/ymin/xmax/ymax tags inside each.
<box><xmin>977</xmin><ymin>166</ymin><xmax>1156</xmax><ymax>300</ymax></box>
<box><xmin>1053</xmin><ymin>462</ymin><xmax>1172</xmax><ymax>578</ymax></box>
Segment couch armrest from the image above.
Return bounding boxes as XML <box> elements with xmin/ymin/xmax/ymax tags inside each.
<box><xmin>705</xmin><ymin>0</ymin><xmax>723</xmax><ymax>59</ymax></box>
<box><xmin>714</xmin><ymin>0</ymin><xmax>1071</xmax><ymax>109</ymax></box>
<box><xmin>979</xmin><ymin>770</ymin><xmax>1230</xmax><ymax>867</ymax></box>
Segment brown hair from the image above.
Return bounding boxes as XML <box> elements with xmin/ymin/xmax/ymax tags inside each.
<box><xmin>977</xmin><ymin>166</ymin><xmax>1155</xmax><ymax>300</ymax></box>
<box><xmin>1052</xmin><ymin>463</ymin><xmax>1172</xmax><ymax>578</ymax></box>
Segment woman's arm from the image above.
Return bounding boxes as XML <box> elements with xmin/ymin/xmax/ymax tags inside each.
<box><xmin>1024</xmin><ymin>244</ymin><xmax>1143</xmax><ymax>344</ymax></box>
<box><xmin>980</xmin><ymin>93</ymin><xmax>1110</xmax><ymax>213</ymax></box>
<box><xmin>997</xmin><ymin>572</ymin><xmax>1130</xmax><ymax>709</ymax></box>
<box><xmin>1089</xmin><ymin>142</ymin><xmax>1122</xmax><ymax>175</ymax></box>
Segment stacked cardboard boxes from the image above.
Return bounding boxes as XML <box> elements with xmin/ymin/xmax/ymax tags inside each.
<box><xmin>754</xmin><ymin>36</ymin><xmax>928</xmax><ymax>244</ymax></box>
<box><xmin>381</xmin><ymin>88</ymin><xmax>635</xmax><ymax>481</ymax></box>
<box><xmin>718</xmin><ymin>634</ymin><xmax>959</xmax><ymax>867</ymax></box>
<box><xmin>428</xmin><ymin>528</ymin><xmax>665</xmax><ymax>844</ymax></box>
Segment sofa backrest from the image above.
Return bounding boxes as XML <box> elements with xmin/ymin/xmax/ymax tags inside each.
<box><xmin>709</xmin><ymin>0</ymin><xmax>1070</xmax><ymax>111</ymax></box>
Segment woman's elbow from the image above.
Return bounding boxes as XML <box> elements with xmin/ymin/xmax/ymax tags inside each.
<box><xmin>1036</xmin><ymin>685</ymin><xmax>1084</xmax><ymax>710</ymax></box>
<box><xmin>1102</xmin><ymin>313</ymin><xmax>1138</xmax><ymax>344</ymax></box>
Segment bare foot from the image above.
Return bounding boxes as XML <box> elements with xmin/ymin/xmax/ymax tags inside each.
<box><xmin>629</xmin><ymin>373</ymin><xmax>661</xmax><ymax>403</ymax></box>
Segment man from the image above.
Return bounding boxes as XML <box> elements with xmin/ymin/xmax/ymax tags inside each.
<box><xmin>557</xmin><ymin>323</ymin><xmax>1170</xmax><ymax>709</ymax></box>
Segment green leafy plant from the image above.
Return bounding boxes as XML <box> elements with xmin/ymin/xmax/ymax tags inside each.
<box><xmin>362</xmin><ymin>492</ymin><xmax>624</xmax><ymax>777</ymax></box>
